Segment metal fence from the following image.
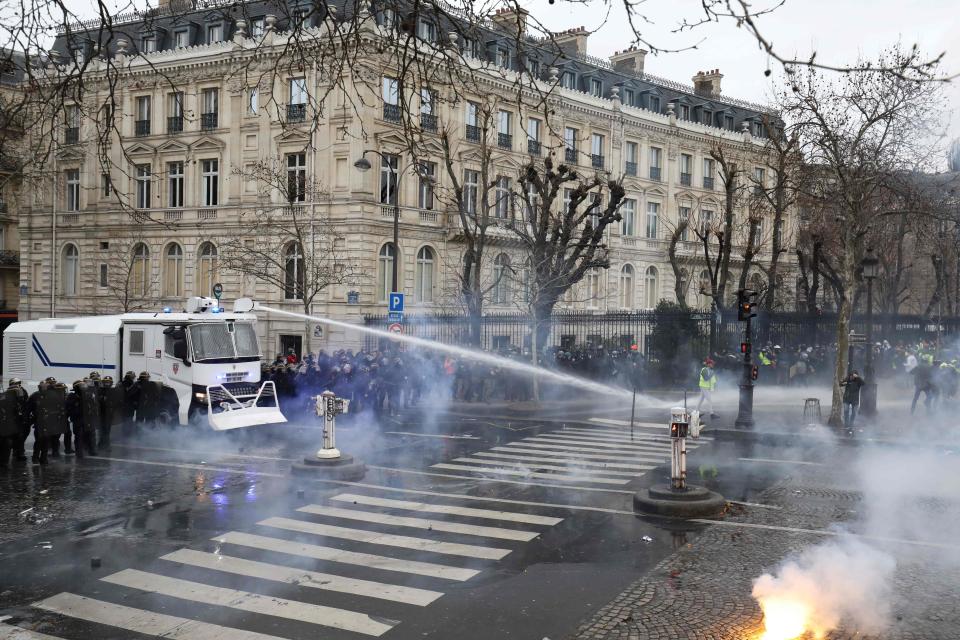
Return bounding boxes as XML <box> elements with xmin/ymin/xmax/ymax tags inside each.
<box><xmin>363</xmin><ymin>310</ymin><xmax>960</xmax><ymax>354</ymax></box>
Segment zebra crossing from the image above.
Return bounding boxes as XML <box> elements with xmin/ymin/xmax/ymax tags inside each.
<box><xmin>5</xmin><ymin>491</ymin><xmax>565</xmax><ymax>639</ymax></box>
<box><xmin>430</xmin><ymin>422</ymin><xmax>709</xmax><ymax>488</ymax></box>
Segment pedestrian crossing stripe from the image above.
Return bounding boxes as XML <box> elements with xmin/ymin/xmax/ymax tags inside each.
<box><xmin>258</xmin><ymin>516</ymin><xmax>512</xmax><ymax>559</ymax></box>
<box><xmin>525</xmin><ymin>435</ymin><xmax>674</xmax><ymax>452</ymax></box>
<box><xmin>101</xmin><ymin>568</ymin><xmax>397</xmax><ymax>637</ymax></box>
<box><xmin>330</xmin><ymin>493</ymin><xmax>564</xmax><ymax>526</ymax></box>
<box><xmin>15</xmin><ymin>492</ymin><xmax>569</xmax><ymax>640</ymax></box>
<box><xmin>213</xmin><ymin>530</ymin><xmax>479</xmax><ymax>581</ymax></box>
<box><xmin>473</xmin><ymin>451</ymin><xmax>654</xmax><ymax>471</ymax></box>
<box><xmin>491</xmin><ymin>440</ymin><xmax>667</xmax><ymax>458</ymax></box>
<box><xmin>450</xmin><ymin>456</ymin><xmax>643</xmax><ymax>477</ymax></box>
<box><xmin>559</xmin><ymin>427</ymin><xmax>712</xmax><ymax>443</ymax></box>
<box><xmin>431</xmin><ymin>462</ymin><xmax>630</xmax><ymax>485</ymax></box>
<box><xmin>161</xmin><ymin>548</ymin><xmax>444</xmax><ymax>605</ymax></box>
<box><xmin>296</xmin><ymin>504</ymin><xmax>541</xmax><ymax>541</ymax></box>
<box><xmin>0</xmin><ymin>623</ymin><xmax>63</xmax><ymax>640</ymax></box>
<box><xmin>491</xmin><ymin>444</ymin><xmax>666</xmax><ymax>463</ymax></box>
<box><xmin>34</xmin><ymin>592</ymin><xmax>284</xmax><ymax>640</ymax></box>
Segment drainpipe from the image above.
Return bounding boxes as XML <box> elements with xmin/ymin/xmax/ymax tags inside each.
<box><xmin>50</xmin><ymin>155</ymin><xmax>58</xmax><ymax>317</ymax></box>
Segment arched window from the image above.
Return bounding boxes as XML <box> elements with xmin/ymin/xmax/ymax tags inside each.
<box><xmin>162</xmin><ymin>243</ymin><xmax>184</xmax><ymax>297</ymax></box>
<box><xmin>493</xmin><ymin>253</ymin><xmax>511</xmax><ymax>304</ymax></box>
<box><xmin>415</xmin><ymin>246</ymin><xmax>434</xmax><ymax>303</ymax></box>
<box><xmin>61</xmin><ymin>243</ymin><xmax>79</xmax><ymax>296</ymax></box>
<box><xmin>284</xmin><ymin>242</ymin><xmax>304</xmax><ymax>299</ymax></box>
<box><xmin>619</xmin><ymin>264</ymin><xmax>635</xmax><ymax>309</ymax></box>
<box><xmin>678</xmin><ymin>268</ymin><xmax>690</xmax><ymax>306</ymax></box>
<box><xmin>197</xmin><ymin>242</ymin><xmax>219</xmax><ymax>297</ymax></box>
<box><xmin>585</xmin><ymin>268</ymin><xmax>601</xmax><ymax>308</ymax></box>
<box><xmin>644</xmin><ymin>266</ymin><xmax>659</xmax><ymax>309</ymax></box>
<box><xmin>377</xmin><ymin>243</ymin><xmax>396</xmax><ymax>302</ymax></box>
<box><xmin>131</xmin><ymin>243</ymin><xmax>150</xmax><ymax>296</ymax></box>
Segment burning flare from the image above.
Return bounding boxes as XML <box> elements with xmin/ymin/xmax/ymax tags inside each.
<box><xmin>756</xmin><ymin>596</ymin><xmax>813</xmax><ymax>640</ymax></box>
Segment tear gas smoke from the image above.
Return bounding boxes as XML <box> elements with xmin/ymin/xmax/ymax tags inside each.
<box><xmin>258</xmin><ymin>306</ymin><xmax>657</xmax><ymax>405</ymax></box>
<box><xmin>752</xmin><ymin>536</ymin><xmax>896</xmax><ymax>640</ymax></box>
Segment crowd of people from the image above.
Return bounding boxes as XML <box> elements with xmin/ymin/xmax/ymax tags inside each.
<box><xmin>0</xmin><ymin>371</ymin><xmax>171</xmax><ymax>467</ymax></box>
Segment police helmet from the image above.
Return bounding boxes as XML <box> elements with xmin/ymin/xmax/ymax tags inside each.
<box><xmin>45</xmin><ymin>376</ymin><xmax>57</xmax><ymax>384</ymax></box>
<box><xmin>138</xmin><ymin>371</ymin><xmax>150</xmax><ymax>380</ymax></box>
<box><xmin>8</xmin><ymin>378</ymin><xmax>21</xmax><ymax>387</ymax></box>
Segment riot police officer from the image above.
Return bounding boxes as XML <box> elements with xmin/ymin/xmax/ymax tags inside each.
<box><xmin>77</xmin><ymin>379</ymin><xmax>100</xmax><ymax>456</ymax></box>
<box><xmin>7</xmin><ymin>379</ymin><xmax>28</xmax><ymax>462</ymax></box>
<box><xmin>134</xmin><ymin>372</ymin><xmax>160</xmax><ymax>427</ymax></box>
<box><xmin>66</xmin><ymin>381</ymin><xmax>86</xmax><ymax>457</ymax></box>
<box><xmin>99</xmin><ymin>375</ymin><xmax>124</xmax><ymax>450</ymax></box>
<box><xmin>0</xmin><ymin>384</ymin><xmax>21</xmax><ymax>467</ymax></box>
<box><xmin>31</xmin><ymin>379</ymin><xmax>65</xmax><ymax>465</ymax></box>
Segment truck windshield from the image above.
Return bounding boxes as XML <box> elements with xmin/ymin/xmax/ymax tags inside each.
<box><xmin>189</xmin><ymin>322</ymin><xmax>260</xmax><ymax>361</ymax></box>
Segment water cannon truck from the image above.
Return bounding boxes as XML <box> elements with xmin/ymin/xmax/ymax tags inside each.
<box><xmin>1</xmin><ymin>297</ymin><xmax>286</xmax><ymax>430</ymax></box>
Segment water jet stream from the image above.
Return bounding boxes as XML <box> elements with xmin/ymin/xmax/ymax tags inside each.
<box><xmin>257</xmin><ymin>306</ymin><xmax>654</xmax><ymax>404</ymax></box>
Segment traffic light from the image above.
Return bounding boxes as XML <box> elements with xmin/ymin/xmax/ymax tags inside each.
<box><xmin>737</xmin><ymin>289</ymin><xmax>759</xmax><ymax>321</ymax></box>
<box><xmin>670</xmin><ymin>421</ymin><xmax>689</xmax><ymax>439</ymax></box>
<box><xmin>751</xmin><ymin>365</ymin><xmax>759</xmax><ymax>381</ymax></box>
<box><xmin>740</xmin><ymin>342</ymin><xmax>751</xmax><ymax>354</ymax></box>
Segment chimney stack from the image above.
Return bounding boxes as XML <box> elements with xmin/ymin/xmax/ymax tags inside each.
<box><xmin>492</xmin><ymin>7</ymin><xmax>528</xmax><ymax>38</ymax></box>
<box><xmin>692</xmin><ymin>69</ymin><xmax>723</xmax><ymax>97</ymax></box>
<box><xmin>609</xmin><ymin>46</ymin><xmax>647</xmax><ymax>75</ymax></box>
<box><xmin>553</xmin><ymin>26</ymin><xmax>589</xmax><ymax>58</ymax></box>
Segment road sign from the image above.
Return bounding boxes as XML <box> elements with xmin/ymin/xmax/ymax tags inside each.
<box><xmin>388</xmin><ymin>292</ymin><xmax>404</xmax><ymax>313</ymax></box>
<box><xmin>388</xmin><ymin>311</ymin><xmax>403</xmax><ymax>323</ymax></box>
<box><xmin>849</xmin><ymin>333</ymin><xmax>867</xmax><ymax>344</ymax></box>
<box><xmin>388</xmin><ymin>322</ymin><xmax>403</xmax><ymax>335</ymax></box>
<box><xmin>212</xmin><ymin>282</ymin><xmax>223</xmax><ymax>300</ymax></box>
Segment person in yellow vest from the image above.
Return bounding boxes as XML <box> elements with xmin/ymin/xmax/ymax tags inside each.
<box><xmin>697</xmin><ymin>358</ymin><xmax>719</xmax><ymax>419</ymax></box>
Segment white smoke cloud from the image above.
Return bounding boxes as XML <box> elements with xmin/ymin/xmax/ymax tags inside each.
<box><xmin>752</xmin><ymin>536</ymin><xmax>896</xmax><ymax>639</ymax></box>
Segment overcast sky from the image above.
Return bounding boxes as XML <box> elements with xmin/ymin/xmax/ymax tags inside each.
<box><xmin>523</xmin><ymin>0</ymin><xmax>959</xmax><ymax>150</ymax></box>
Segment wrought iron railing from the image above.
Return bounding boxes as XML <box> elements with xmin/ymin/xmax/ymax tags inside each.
<box><xmin>167</xmin><ymin>116</ymin><xmax>183</xmax><ymax>133</ymax></box>
<box><xmin>134</xmin><ymin>120</ymin><xmax>150</xmax><ymax>136</ymax></box>
<box><xmin>201</xmin><ymin>112</ymin><xmax>218</xmax><ymax>130</ymax></box>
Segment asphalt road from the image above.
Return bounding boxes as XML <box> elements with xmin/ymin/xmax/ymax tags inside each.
<box><xmin>0</xmin><ymin>401</ymin><xmax>789</xmax><ymax>640</ymax></box>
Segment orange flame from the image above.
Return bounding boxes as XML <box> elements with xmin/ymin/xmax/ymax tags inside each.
<box><xmin>757</xmin><ymin>596</ymin><xmax>812</xmax><ymax>640</ymax></box>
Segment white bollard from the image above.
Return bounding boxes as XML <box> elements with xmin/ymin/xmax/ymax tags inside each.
<box><xmin>314</xmin><ymin>390</ymin><xmax>349</xmax><ymax>460</ymax></box>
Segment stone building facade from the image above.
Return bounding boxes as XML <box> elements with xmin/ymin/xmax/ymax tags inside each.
<box><xmin>19</xmin><ymin>0</ymin><xmax>796</xmax><ymax>355</ymax></box>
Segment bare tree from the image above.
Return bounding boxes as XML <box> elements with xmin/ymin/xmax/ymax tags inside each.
<box><xmin>218</xmin><ymin>158</ymin><xmax>361</xmax><ymax>352</ymax></box>
<box><xmin>513</xmin><ymin>155</ymin><xmax>625</xmax><ymax>365</ymax></box>
<box><xmin>782</xmin><ymin>46</ymin><xmax>945</xmax><ymax>427</ymax></box>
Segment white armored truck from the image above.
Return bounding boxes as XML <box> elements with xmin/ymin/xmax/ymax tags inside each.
<box><xmin>1</xmin><ymin>297</ymin><xmax>286</xmax><ymax>430</ymax></box>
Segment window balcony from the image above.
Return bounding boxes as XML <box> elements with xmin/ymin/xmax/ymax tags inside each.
<box><xmin>624</xmin><ymin>161</ymin><xmax>637</xmax><ymax>176</ymax></box>
<box><xmin>703</xmin><ymin>176</ymin><xmax>715</xmax><ymax>189</ymax></box>
<box><xmin>465</xmin><ymin>124</ymin><xmax>480</xmax><ymax>142</ymax></box>
<box><xmin>134</xmin><ymin>120</ymin><xmax>150</xmax><ymax>136</ymax></box>
<box><xmin>201</xmin><ymin>112</ymin><xmax>218</xmax><ymax>130</ymax></box>
<box><xmin>65</xmin><ymin>127</ymin><xmax>79</xmax><ymax>144</ymax></box>
<box><xmin>497</xmin><ymin>133</ymin><xmax>512</xmax><ymax>150</ymax></box>
<box><xmin>591</xmin><ymin>154</ymin><xmax>604</xmax><ymax>170</ymax></box>
<box><xmin>680</xmin><ymin>172</ymin><xmax>691</xmax><ymax>186</ymax></box>
<box><xmin>383</xmin><ymin>103</ymin><xmax>401</xmax><ymax>122</ymax></box>
<box><xmin>564</xmin><ymin>147</ymin><xmax>577</xmax><ymax>164</ymax></box>
<box><xmin>287</xmin><ymin>103</ymin><xmax>306</xmax><ymax>123</ymax></box>
<box><xmin>420</xmin><ymin>113</ymin><xmax>437</xmax><ymax>132</ymax></box>
<box><xmin>0</xmin><ymin>249</ymin><xmax>19</xmax><ymax>267</ymax></box>
<box><xmin>527</xmin><ymin>139</ymin><xmax>541</xmax><ymax>156</ymax></box>
<box><xmin>167</xmin><ymin>116</ymin><xmax>183</xmax><ymax>134</ymax></box>
<box><xmin>649</xmin><ymin>166</ymin><xmax>661</xmax><ymax>181</ymax></box>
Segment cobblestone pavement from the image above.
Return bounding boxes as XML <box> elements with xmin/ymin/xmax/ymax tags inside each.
<box><xmin>569</xmin><ymin>453</ymin><xmax>960</xmax><ymax>640</ymax></box>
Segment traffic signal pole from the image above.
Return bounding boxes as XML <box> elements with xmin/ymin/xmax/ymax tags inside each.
<box><xmin>734</xmin><ymin>289</ymin><xmax>756</xmax><ymax>429</ymax></box>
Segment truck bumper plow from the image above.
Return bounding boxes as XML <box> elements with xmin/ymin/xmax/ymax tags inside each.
<box><xmin>205</xmin><ymin>381</ymin><xmax>287</xmax><ymax>431</ymax></box>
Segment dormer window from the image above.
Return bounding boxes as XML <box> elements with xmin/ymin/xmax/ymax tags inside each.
<box><xmin>174</xmin><ymin>30</ymin><xmax>189</xmax><ymax>48</ymax></box>
<box><xmin>141</xmin><ymin>36</ymin><xmax>156</xmax><ymax>53</ymax></box>
<box><xmin>590</xmin><ymin>78</ymin><xmax>602</xmax><ymax>97</ymax></box>
<box><xmin>561</xmin><ymin>71</ymin><xmax>575</xmax><ymax>89</ymax></box>
<box><xmin>724</xmin><ymin>115</ymin><xmax>734</xmax><ymax>130</ymax></box>
<box><xmin>648</xmin><ymin>95</ymin><xmax>660</xmax><ymax>112</ymax></box>
<box><xmin>679</xmin><ymin>104</ymin><xmax>690</xmax><ymax>120</ymax></box>
<box><xmin>417</xmin><ymin>19</ymin><xmax>436</xmax><ymax>42</ymax></box>
<box><xmin>495</xmin><ymin>48</ymin><xmax>510</xmax><ymax>69</ymax></box>
<box><xmin>206</xmin><ymin>24</ymin><xmax>222</xmax><ymax>44</ymax></box>
<box><xmin>251</xmin><ymin>18</ymin><xmax>265</xmax><ymax>37</ymax></box>
<box><xmin>71</xmin><ymin>48</ymin><xmax>85</xmax><ymax>66</ymax></box>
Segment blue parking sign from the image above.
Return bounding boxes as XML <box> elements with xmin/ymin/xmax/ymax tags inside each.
<box><xmin>389</xmin><ymin>292</ymin><xmax>404</xmax><ymax>313</ymax></box>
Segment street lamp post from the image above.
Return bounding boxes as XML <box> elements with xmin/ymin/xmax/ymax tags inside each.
<box><xmin>860</xmin><ymin>247</ymin><xmax>880</xmax><ymax>417</ymax></box>
<box><xmin>354</xmin><ymin>151</ymin><xmax>401</xmax><ymax>294</ymax></box>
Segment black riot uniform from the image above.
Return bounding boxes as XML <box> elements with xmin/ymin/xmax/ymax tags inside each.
<box><xmin>99</xmin><ymin>377</ymin><xmax>124</xmax><ymax>449</ymax></box>
<box><xmin>77</xmin><ymin>381</ymin><xmax>100</xmax><ymax>456</ymax></box>
<box><xmin>32</xmin><ymin>383</ymin><xmax>65</xmax><ymax>464</ymax></box>
<box><xmin>0</xmin><ymin>387</ymin><xmax>22</xmax><ymax>467</ymax></box>
<box><xmin>134</xmin><ymin>373</ymin><xmax>161</xmax><ymax>426</ymax></box>
<box><xmin>121</xmin><ymin>371</ymin><xmax>137</xmax><ymax>429</ymax></box>
<box><xmin>9</xmin><ymin>381</ymin><xmax>28</xmax><ymax>461</ymax></box>
<box><xmin>65</xmin><ymin>382</ymin><xmax>85</xmax><ymax>457</ymax></box>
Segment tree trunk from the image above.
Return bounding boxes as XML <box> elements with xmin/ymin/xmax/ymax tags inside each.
<box><xmin>828</xmin><ymin>251</ymin><xmax>856</xmax><ymax>428</ymax></box>
<box><xmin>303</xmin><ymin>302</ymin><xmax>313</xmax><ymax>355</ymax></box>
<box><xmin>530</xmin><ymin>318</ymin><xmax>539</xmax><ymax>403</ymax></box>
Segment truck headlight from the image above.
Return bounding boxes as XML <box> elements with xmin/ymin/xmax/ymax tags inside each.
<box><xmin>194</xmin><ymin>392</ymin><xmax>207</xmax><ymax>401</ymax></box>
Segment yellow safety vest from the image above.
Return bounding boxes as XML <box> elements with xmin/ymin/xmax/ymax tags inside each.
<box><xmin>699</xmin><ymin>367</ymin><xmax>717</xmax><ymax>390</ymax></box>
<box><xmin>759</xmin><ymin>352</ymin><xmax>772</xmax><ymax>366</ymax></box>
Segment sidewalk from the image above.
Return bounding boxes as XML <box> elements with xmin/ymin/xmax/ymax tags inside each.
<box><xmin>568</xmin><ymin>449</ymin><xmax>960</xmax><ymax>640</ymax></box>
